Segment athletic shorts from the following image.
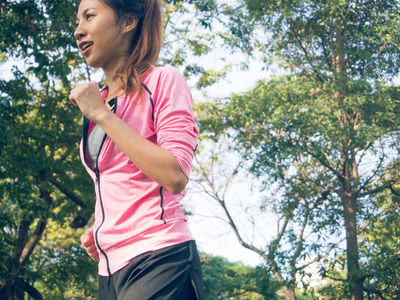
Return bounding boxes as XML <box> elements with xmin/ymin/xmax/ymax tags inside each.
<box><xmin>98</xmin><ymin>240</ymin><xmax>204</xmax><ymax>300</ymax></box>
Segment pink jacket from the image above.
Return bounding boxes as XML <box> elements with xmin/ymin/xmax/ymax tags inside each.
<box><xmin>80</xmin><ymin>66</ymin><xmax>199</xmax><ymax>276</ymax></box>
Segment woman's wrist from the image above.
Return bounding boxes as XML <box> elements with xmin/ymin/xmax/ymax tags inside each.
<box><xmin>91</xmin><ymin>105</ymin><xmax>114</xmax><ymax>125</ymax></box>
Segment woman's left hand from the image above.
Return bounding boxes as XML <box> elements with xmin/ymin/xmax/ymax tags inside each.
<box><xmin>80</xmin><ymin>227</ymin><xmax>99</xmax><ymax>261</ymax></box>
<box><xmin>69</xmin><ymin>81</ymin><xmax>109</xmax><ymax>122</ymax></box>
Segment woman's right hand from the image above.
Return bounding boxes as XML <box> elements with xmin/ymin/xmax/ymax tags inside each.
<box><xmin>81</xmin><ymin>227</ymin><xmax>99</xmax><ymax>261</ymax></box>
<box><xmin>69</xmin><ymin>81</ymin><xmax>110</xmax><ymax>123</ymax></box>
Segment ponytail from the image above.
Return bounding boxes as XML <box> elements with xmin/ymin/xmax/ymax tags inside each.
<box><xmin>112</xmin><ymin>0</ymin><xmax>163</xmax><ymax>99</ymax></box>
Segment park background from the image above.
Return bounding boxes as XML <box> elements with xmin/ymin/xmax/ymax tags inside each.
<box><xmin>1</xmin><ymin>0</ymin><xmax>400</xmax><ymax>299</ymax></box>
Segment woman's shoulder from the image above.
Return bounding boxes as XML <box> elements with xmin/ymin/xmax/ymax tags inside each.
<box><xmin>141</xmin><ymin>65</ymin><xmax>191</xmax><ymax>102</ymax></box>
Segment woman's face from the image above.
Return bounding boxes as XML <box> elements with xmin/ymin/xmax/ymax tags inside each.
<box><xmin>74</xmin><ymin>0</ymin><xmax>129</xmax><ymax>72</ymax></box>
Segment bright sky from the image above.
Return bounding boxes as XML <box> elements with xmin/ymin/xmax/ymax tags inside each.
<box><xmin>181</xmin><ymin>48</ymin><xmax>274</xmax><ymax>266</ymax></box>
<box><xmin>185</xmin><ymin>178</ymin><xmax>273</xmax><ymax>267</ymax></box>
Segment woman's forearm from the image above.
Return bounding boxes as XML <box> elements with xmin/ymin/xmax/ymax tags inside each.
<box><xmin>95</xmin><ymin>109</ymin><xmax>188</xmax><ymax>194</ymax></box>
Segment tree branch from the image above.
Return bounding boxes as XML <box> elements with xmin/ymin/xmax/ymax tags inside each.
<box><xmin>323</xmin><ymin>274</ymin><xmax>347</xmax><ymax>282</ymax></box>
<box><xmin>217</xmin><ymin>196</ymin><xmax>288</xmax><ymax>286</ymax></box>
<box><xmin>288</xmin><ymin>19</ymin><xmax>324</xmax><ymax>82</ymax></box>
<box><xmin>19</xmin><ymin>219</ymin><xmax>47</xmax><ymax>266</ymax></box>
<box><xmin>19</xmin><ymin>186</ymin><xmax>52</xmax><ymax>265</ymax></box>
<box><xmin>24</xmin><ymin>282</ymin><xmax>44</xmax><ymax>300</ymax></box>
<box><xmin>357</xmin><ymin>141</ymin><xmax>384</xmax><ymax>193</ymax></box>
<box><xmin>267</xmin><ymin>53</ymin><xmax>314</xmax><ymax>76</ymax></box>
<box><xmin>50</xmin><ymin>178</ymin><xmax>86</xmax><ymax>208</ymax></box>
<box><xmin>303</xmin><ymin>144</ymin><xmax>343</xmax><ymax>181</ymax></box>
<box><xmin>390</xmin><ymin>186</ymin><xmax>400</xmax><ymax>196</ymax></box>
<box><xmin>358</xmin><ymin>181</ymin><xmax>393</xmax><ymax>198</ymax></box>
<box><xmin>290</xmin><ymin>206</ymin><xmax>310</xmax><ymax>275</ymax></box>
<box><xmin>193</xmin><ymin>150</ymin><xmax>289</xmax><ymax>286</ymax></box>
<box><xmin>363</xmin><ymin>287</ymin><xmax>386</xmax><ymax>300</ymax></box>
<box><xmin>297</xmin><ymin>236</ymin><xmax>346</xmax><ymax>271</ymax></box>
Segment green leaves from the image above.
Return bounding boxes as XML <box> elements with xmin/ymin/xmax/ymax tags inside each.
<box><xmin>0</xmin><ymin>0</ymin><xmax>96</xmax><ymax>298</ymax></box>
<box><xmin>201</xmin><ymin>254</ymin><xmax>279</xmax><ymax>299</ymax></box>
<box><xmin>225</xmin><ymin>0</ymin><xmax>400</xmax><ymax>81</ymax></box>
<box><xmin>31</xmin><ymin>220</ymin><xmax>98</xmax><ymax>299</ymax></box>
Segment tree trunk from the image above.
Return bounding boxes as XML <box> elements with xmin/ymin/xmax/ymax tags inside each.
<box><xmin>0</xmin><ymin>216</ymin><xmax>48</xmax><ymax>300</ymax></box>
<box><xmin>342</xmin><ymin>194</ymin><xmax>364</xmax><ymax>300</ymax></box>
<box><xmin>0</xmin><ymin>263</ymin><xmax>26</xmax><ymax>300</ymax></box>
<box><xmin>281</xmin><ymin>285</ymin><xmax>296</xmax><ymax>300</ymax></box>
<box><xmin>0</xmin><ymin>276</ymin><xmax>44</xmax><ymax>300</ymax></box>
<box><xmin>0</xmin><ymin>220</ymin><xmax>30</xmax><ymax>300</ymax></box>
<box><xmin>334</xmin><ymin>17</ymin><xmax>364</xmax><ymax>293</ymax></box>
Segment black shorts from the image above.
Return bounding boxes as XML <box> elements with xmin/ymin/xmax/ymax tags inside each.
<box><xmin>98</xmin><ymin>240</ymin><xmax>204</xmax><ymax>300</ymax></box>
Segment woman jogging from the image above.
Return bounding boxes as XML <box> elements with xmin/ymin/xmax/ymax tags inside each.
<box><xmin>69</xmin><ymin>0</ymin><xmax>204</xmax><ymax>299</ymax></box>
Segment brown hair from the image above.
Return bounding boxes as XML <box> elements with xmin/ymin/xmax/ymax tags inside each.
<box><xmin>76</xmin><ymin>0</ymin><xmax>163</xmax><ymax>98</ymax></box>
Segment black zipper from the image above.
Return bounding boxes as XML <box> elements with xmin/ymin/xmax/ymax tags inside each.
<box><xmin>142</xmin><ymin>83</ymin><xmax>154</xmax><ymax>122</ymax></box>
<box><xmin>142</xmin><ymin>84</ymin><xmax>167</xmax><ymax>225</ymax></box>
<box><xmin>94</xmin><ymin>168</ymin><xmax>112</xmax><ymax>276</ymax></box>
<box><xmin>159</xmin><ymin>187</ymin><xmax>166</xmax><ymax>224</ymax></box>
<box><xmin>142</xmin><ymin>84</ymin><xmax>166</xmax><ymax>224</ymax></box>
<box><xmin>83</xmin><ymin>98</ymin><xmax>117</xmax><ymax>277</ymax></box>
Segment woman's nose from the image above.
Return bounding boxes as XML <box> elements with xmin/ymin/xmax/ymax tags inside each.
<box><xmin>74</xmin><ymin>23</ymin><xmax>86</xmax><ymax>40</ymax></box>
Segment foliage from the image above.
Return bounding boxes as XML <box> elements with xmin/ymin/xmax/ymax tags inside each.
<box><xmin>222</xmin><ymin>0</ymin><xmax>400</xmax><ymax>78</ymax></box>
<box><xmin>28</xmin><ymin>219</ymin><xmax>98</xmax><ymax>299</ymax></box>
<box><xmin>201</xmin><ymin>254</ymin><xmax>279</xmax><ymax>300</ymax></box>
<box><xmin>2</xmin><ymin>0</ymin><xmax>400</xmax><ymax>299</ymax></box>
<box><xmin>0</xmin><ymin>0</ymin><xmax>97</xmax><ymax>298</ymax></box>
<box><xmin>196</xmin><ymin>72</ymin><xmax>400</xmax><ymax>299</ymax></box>
<box><xmin>357</xmin><ymin>189</ymin><xmax>400</xmax><ymax>299</ymax></box>
<box><xmin>162</xmin><ymin>0</ymin><xmax>233</xmax><ymax>90</ymax></box>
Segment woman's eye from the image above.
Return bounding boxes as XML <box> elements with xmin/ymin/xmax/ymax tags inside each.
<box><xmin>86</xmin><ymin>14</ymin><xmax>94</xmax><ymax>20</ymax></box>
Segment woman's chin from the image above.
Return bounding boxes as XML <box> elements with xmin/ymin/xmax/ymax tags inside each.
<box><xmin>84</xmin><ymin>58</ymin><xmax>102</xmax><ymax>69</ymax></box>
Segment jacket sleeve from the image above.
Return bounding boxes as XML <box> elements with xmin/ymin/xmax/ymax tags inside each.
<box><xmin>152</xmin><ymin>66</ymin><xmax>199</xmax><ymax>179</ymax></box>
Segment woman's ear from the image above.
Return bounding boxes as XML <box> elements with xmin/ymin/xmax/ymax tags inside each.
<box><xmin>123</xmin><ymin>14</ymin><xmax>138</xmax><ymax>34</ymax></box>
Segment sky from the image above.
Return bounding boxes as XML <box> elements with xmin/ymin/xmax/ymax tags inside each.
<box><xmin>184</xmin><ymin>177</ymin><xmax>274</xmax><ymax>267</ymax></box>
<box><xmin>180</xmin><ymin>49</ymin><xmax>274</xmax><ymax>266</ymax></box>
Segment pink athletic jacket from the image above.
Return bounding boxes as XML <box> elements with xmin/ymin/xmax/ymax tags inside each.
<box><xmin>79</xmin><ymin>66</ymin><xmax>199</xmax><ymax>276</ymax></box>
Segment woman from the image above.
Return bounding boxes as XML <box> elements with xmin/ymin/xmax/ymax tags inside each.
<box><xmin>69</xmin><ymin>0</ymin><xmax>203</xmax><ymax>299</ymax></box>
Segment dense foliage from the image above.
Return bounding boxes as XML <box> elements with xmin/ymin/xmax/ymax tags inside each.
<box><xmin>201</xmin><ymin>254</ymin><xmax>279</xmax><ymax>300</ymax></box>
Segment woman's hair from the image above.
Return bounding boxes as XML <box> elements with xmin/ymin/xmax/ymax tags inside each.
<box><xmin>76</xmin><ymin>0</ymin><xmax>163</xmax><ymax>98</ymax></box>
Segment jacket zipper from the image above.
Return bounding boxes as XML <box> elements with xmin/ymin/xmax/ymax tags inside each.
<box><xmin>94</xmin><ymin>167</ymin><xmax>112</xmax><ymax>276</ymax></box>
<box><xmin>83</xmin><ymin>98</ymin><xmax>117</xmax><ymax>277</ymax></box>
<box><xmin>159</xmin><ymin>187</ymin><xmax>166</xmax><ymax>224</ymax></box>
<box><xmin>143</xmin><ymin>84</ymin><xmax>166</xmax><ymax>224</ymax></box>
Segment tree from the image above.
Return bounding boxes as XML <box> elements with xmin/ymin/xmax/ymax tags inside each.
<box><xmin>201</xmin><ymin>253</ymin><xmax>279</xmax><ymax>300</ymax></box>
<box><xmin>197</xmin><ymin>74</ymin><xmax>400</xmax><ymax>300</ymax></box>
<box><xmin>195</xmin><ymin>1</ymin><xmax>400</xmax><ymax>299</ymax></box>
<box><xmin>162</xmin><ymin>0</ymin><xmax>234</xmax><ymax>90</ymax></box>
<box><xmin>190</xmin><ymin>133</ymin><xmax>347</xmax><ymax>299</ymax></box>
<box><xmin>25</xmin><ymin>220</ymin><xmax>98</xmax><ymax>299</ymax></box>
<box><xmin>0</xmin><ymin>0</ymin><xmax>96</xmax><ymax>298</ymax></box>
<box><xmin>316</xmin><ymin>188</ymin><xmax>400</xmax><ymax>299</ymax></box>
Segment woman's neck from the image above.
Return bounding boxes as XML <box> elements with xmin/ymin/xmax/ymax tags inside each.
<box><xmin>103</xmin><ymin>69</ymin><xmax>117</xmax><ymax>87</ymax></box>
<box><xmin>102</xmin><ymin>65</ymin><xmax>121</xmax><ymax>102</ymax></box>
<box><xmin>102</xmin><ymin>54</ymin><xmax>126</xmax><ymax>86</ymax></box>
